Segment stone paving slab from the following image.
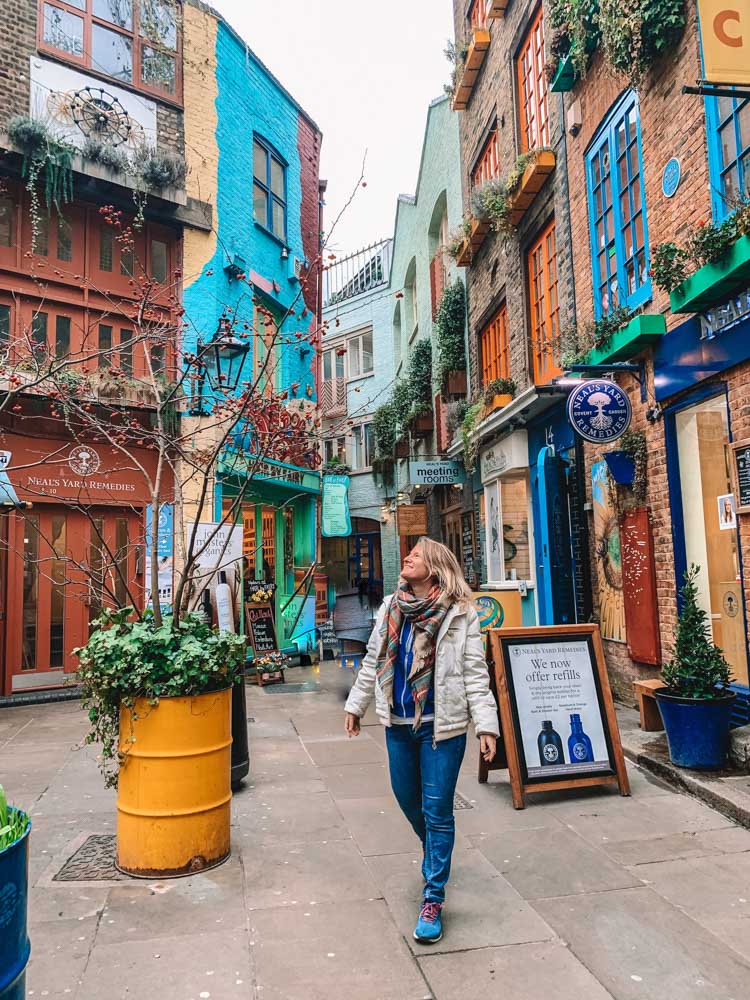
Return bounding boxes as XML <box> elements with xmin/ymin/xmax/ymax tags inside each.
<box><xmin>232</xmin><ymin>788</ymin><xmax>350</xmax><ymax>847</ymax></box>
<box><xmin>534</xmin><ymin>885</ymin><xmax>750</xmax><ymax>999</ymax></box>
<box><xmin>317</xmin><ymin>760</ymin><xmax>392</xmax><ymax>799</ymax></box>
<box><xmin>302</xmin><ymin>733</ymin><xmax>386</xmax><ymax>766</ymax></box>
<box><xmin>366</xmin><ymin>846</ymin><xmax>554</xmax><ymax>955</ymax></box>
<box><xmin>336</xmin><ymin>795</ymin><xmax>437</xmax><ymax>857</ymax></box>
<box><xmin>599</xmin><ymin>824</ymin><xmax>750</xmax><ymax>866</ymax></box>
<box><xmin>419</xmin><ymin>940</ymin><xmax>615</xmax><ymax>1000</ymax></box>
<box><xmin>248</xmin><ymin>898</ymin><xmax>430</xmax><ymax>1000</ymax></box>
<box><xmin>26</xmin><ymin>914</ymin><xmax>100</xmax><ymax>999</ymax></box>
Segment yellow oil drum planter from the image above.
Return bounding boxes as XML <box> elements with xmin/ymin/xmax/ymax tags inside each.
<box><xmin>117</xmin><ymin>688</ymin><xmax>232</xmax><ymax>877</ymax></box>
<box><xmin>75</xmin><ymin>607</ymin><xmax>247</xmax><ymax>880</ymax></box>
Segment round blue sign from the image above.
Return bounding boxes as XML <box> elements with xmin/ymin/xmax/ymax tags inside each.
<box><xmin>567</xmin><ymin>379</ymin><xmax>632</xmax><ymax>444</ymax></box>
<box><xmin>662</xmin><ymin>157</ymin><xmax>681</xmax><ymax>199</ymax></box>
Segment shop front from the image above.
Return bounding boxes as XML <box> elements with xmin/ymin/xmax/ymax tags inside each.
<box><xmin>0</xmin><ymin>433</ymin><xmax>161</xmax><ymax>695</ymax></box>
<box><xmin>218</xmin><ymin>455</ymin><xmax>320</xmax><ymax>658</ymax></box>
<box><xmin>655</xmin><ymin>305</ymin><xmax>750</xmax><ymax>720</ymax></box>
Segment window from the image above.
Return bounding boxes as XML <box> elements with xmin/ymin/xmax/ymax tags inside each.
<box><xmin>55</xmin><ymin>315</ymin><xmax>71</xmax><ymax>357</ymax></box>
<box><xmin>472</xmin><ymin>127</ymin><xmax>500</xmax><ymax>188</ymax></box>
<box><xmin>516</xmin><ymin>7</ymin><xmax>549</xmax><ymax>151</ymax></box>
<box><xmin>484</xmin><ymin>476</ymin><xmax>532</xmax><ymax>584</ymax></box>
<box><xmin>348</xmin><ymin>330</ymin><xmax>373</xmax><ymax>378</ymax></box>
<box><xmin>120</xmin><ymin>327</ymin><xmax>133</xmax><ymax>373</ymax></box>
<box><xmin>480</xmin><ymin>304</ymin><xmax>509</xmax><ymax>385</ymax></box>
<box><xmin>321</xmin><ymin>346</ymin><xmax>346</xmax><ymax>414</ymax></box>
<box><xmin>98</xmin><ymin>323</ymin><xmax>113</xmax><ymax>366</ymax></box>
<box><xmin>528</xmin><ymin>219</ymin><xmax>561</xmax><ymax>384</ymax></box>
<box><xmin>469</xmin><ymin>0</ymin><xmax>489</xmax><ymax>29</ymax></box>
<box><xmin>706</xmin><ymin>92</ymin><xmax>750</xmax><ymax>220</ymax></box>
<box><xmin>253</xmin><ymin>137</ymin><xmax>286</xmax><ymax>240</ymax></box>
<box><xmin>324</xmin><ymin>436</ymin><xmax>346</xmax><ymax>465</ymax></box>
<box><xmin>150</xmin><ymin>238</ymin><xmax>168</xmax><ymax>283</ymax></box>
<box><xmin>31</xmin><ymin>312</ymin><xmax>48</xmax><ymax>354</ymax></box>
<box><xmin>99</xmin><ymin>226</ymin><xmax>114</xmax><ymax>271</ymax></box>
<box><xmin>586</xmin><ymin>91</ymin><xmax>651</xmax><ymax>317</ymax></box>
<box><xmin>40</xmin><ymin>0</ymin><xmax>181</xmax><ymax>99</ymax></box>
<box><xmin>0</xmin><ymin>304</ymin><xmax>10</xmax><ymax>349</ymax></box>
<box><xmin>0</xmin><ymin>197</ymin><xmax>14</xmax><ymax>247</ymax></box>
<box><xmin>350</xmin><ymin>423</ymin><xmax>373</xmax><ymax>470</ymax></box>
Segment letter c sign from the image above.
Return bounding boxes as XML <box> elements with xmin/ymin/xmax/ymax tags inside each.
<box><xmin>714</xmin><ymin>9</ymin><xmax>743</xmax><ymax>46</ymax></box>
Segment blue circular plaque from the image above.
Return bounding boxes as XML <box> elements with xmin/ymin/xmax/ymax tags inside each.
<box><xmin>567</xmin><ymin>379</ymin><xmax>632</xmax><ymax>444</ymax></box>
<box><xmin>662</xmin><ymin>157</ymin><xmax>681</xmax><ymax>199</ymax></box>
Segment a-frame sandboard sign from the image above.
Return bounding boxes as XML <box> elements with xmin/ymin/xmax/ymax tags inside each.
<box><xmin>486</xmin><ymin>624</ymin><xmax>631</xmax><ymax>809</ymax></box>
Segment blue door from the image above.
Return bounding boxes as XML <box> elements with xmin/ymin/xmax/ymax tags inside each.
<box><xmin>533</xmin><ymin>446</ymin><xmax>576</xmax><ymax>625</ymax></box>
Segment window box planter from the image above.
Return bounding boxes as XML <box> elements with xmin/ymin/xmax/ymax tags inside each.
<box><xmin>480</xmin><ymin>393</ymin><xmax>513</xmax><ymax>421</ymax></box>
<box><xmin>395</xmin><ymin>439</ymin><xmax>410</xmax><ymax>459</ymax></box>
<box><xmin>453</xmin><ymin>29</ymin><xmax>491</xmax><ymax>110</ymax></box>
<box><xmin>603</xmin><ymin>450</ymin><xmax>635</xmax><ymax>485</ymax></box>
<box><xmin>411</xmin><ymin>412</ymin><xmax>434</xmax><ymax>437</ymax></box>
<box><xmin>488</xmin><ymin>0</ymin><xmax>508</xmax><ymax>15</ymax></box>
<box><xmin>508</xmin><ymin>151</ymin><xmax>556</xmax><ymax>226</ymax></box>
<box><xmin>456</xmin><ymin>237</ymin><xmax>473</xmax><ymax>267</ymax></box>
<box><xmin>469</xmin><ymin>216</ymin><xmax>492</xmax><ymax>251</ymax></box>
<box><xmin>669</xmin><ymin>235</ymin><xmax>750</xmax><ymax>314</ymax></box>
<box><xmin>584</xmin><ymin>313</ymin><xmax>667</xmax><ymax>366</ymax></box>
<box><xmin>550</xmin><ymin>53</ymin><xmax>574</xmax><ymax>93</ymax></box>
<box><xmin>444</xmin><ymin>370</ymin><xmax>467</xmax><ymax>396</ymax></box>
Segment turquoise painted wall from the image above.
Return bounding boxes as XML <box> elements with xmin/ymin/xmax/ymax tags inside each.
<box><xmin>183</xmin><ymin>21</ymin><xmax>316</xmax><ymax>400</ymax></box>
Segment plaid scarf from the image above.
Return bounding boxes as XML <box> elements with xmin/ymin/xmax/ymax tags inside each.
<box><xmin>376</xmin><ymin>584</ymin><xmax>452</xmax><ymax>728</ymax></box>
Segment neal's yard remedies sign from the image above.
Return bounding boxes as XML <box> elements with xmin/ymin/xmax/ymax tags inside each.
<box><xmin>488</xmin><ymin>625</ymin><xmax>630</xmax><ymax>809</ymax></box>
<box><xmin>321</xmin><ymin>474</ymin><xmax>352</xmax><ymax>538</ymax></box>
<box><xmin>567</xmin><ymin>379</ymin><xmax>632</xmax><ymax>444</ymax></box>
<box><xmin>408</xmin><ymin>460</ymin><xmax>465</xmax><ymax>486</ymax></box>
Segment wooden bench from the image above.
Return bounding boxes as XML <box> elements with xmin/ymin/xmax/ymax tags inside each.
<box><xmin>633</xmin><ymin>678</ymin><xmax>666</xmax><ymax>732</ymax></box>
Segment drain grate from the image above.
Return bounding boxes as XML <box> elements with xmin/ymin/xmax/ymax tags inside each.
<box><xmin>262</xmin><ymin>682</ymin><xmax>320</xmax><ymax>694</ymax></box>
<box><xmin>453</xmin><ymin>792</ymin><xmax>473</xmax><ymax>810</ymax></box>
<box><xmin>53</xmin><ymin>835</ymin><xmax>129</xmax><ymax>882</ymax></box>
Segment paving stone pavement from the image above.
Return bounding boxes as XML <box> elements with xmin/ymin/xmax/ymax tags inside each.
<box><xmin>3</xmin><ymin>660</ymin><xmax>750</xmax><ymax>999</ymax></box>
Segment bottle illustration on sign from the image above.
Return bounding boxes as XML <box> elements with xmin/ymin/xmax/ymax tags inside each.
<box><xmin>568</xmin><ymin>713</ymin><xmax>594</xmax><ymax>764</ymax></box>
<box><xmin>537</xmin><ymin>721</ymin><xmax>565</xmax><ymax>766</ymax></box>
<box><xmin>215</xmin><ymin>571</ymin><xmax>236</xmax><ymax>633</ymax></box>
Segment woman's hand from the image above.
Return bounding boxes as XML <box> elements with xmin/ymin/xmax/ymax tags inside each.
<box><xmin>480</xmin><ymin>734</ymin><xmax>497</xmax><ymax>763</ymax></box>
<box><xmin>345</xmin><ymin>712</ymin><xmax>361</xmax><ymax>738</ymax></box>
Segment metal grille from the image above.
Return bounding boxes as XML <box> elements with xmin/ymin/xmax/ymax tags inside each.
<box><xmin>262</xmin><ymin>682</ymin><xmax>320</xmax><ymax>694</ymax></box>
<box><xmin>323</xmin><ymin>239</ymin><xmax>392</xmax><ymax>307</ymax></box>
<box><xmin>53</xmin><ymin>835</ymin><xmax>129</xmax><ymax>881</ymax></box>
<box><xmin>453</xmin><ymin>792</ymin><xmax>473</xmax><ymax>810</ymax></box>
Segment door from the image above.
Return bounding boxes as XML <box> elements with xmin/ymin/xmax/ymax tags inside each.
<box><xmin>533</xmin><ymin>446</ymin><xmax>576</xmax><ymax>625</ymax></box>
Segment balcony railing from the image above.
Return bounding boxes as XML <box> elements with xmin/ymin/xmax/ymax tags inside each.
<box><xmin>323</xmin><ymin>239</ymin><xmax>392</xmax><ymax>308</ymax></box>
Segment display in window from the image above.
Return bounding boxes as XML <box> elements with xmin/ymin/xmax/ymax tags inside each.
<box><xmin>591</xmin><ymin>460</ymin><xmax>625</xmax><ymax>642</ymax></box>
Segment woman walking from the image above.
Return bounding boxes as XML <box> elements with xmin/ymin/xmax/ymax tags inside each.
<box><xmin>344</xmin><ymin>538</ymin><xmax>499</xmax><ymax>944</ymax></box>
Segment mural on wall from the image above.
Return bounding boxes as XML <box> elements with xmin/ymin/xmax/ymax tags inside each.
<box><xmin>591</xmin><ymin>461</ymin><xmax>626</xmax><ymax>643</ymax></box>
<box><xmin>30</xmin><ymin>57</ymin><xmax>157</xmax><ymax>150</ymax></box>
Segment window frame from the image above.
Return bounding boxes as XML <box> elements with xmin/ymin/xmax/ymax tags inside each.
<box><xmin>253</xmin><ymin>135</ymin><xmax>288</xmax><ymax>243</ymax></box>
<box><xmin>480</xmin><ymin>303</ymin><xmax>509</xmax><ymax>386</ymax></box>
<box><xmin>527</xmin><ymin>218</ymin><xmax>561</xmax><ymax>385</ymax></box>
<box><xmin>347</xmin><ymin>329</ymin><xmax>374</xmax><ymax>379</ymax></box>
<box><xmin>516</xmin><ymin>6</ymin><xmax>549</xmax><ymax>152</ymax></box>
<box><xmin>37</xmin><ymin>0</ymin><xmax>184</xmax><ymax>106</ymax></box>
<box><xmin>705</xmin><ymin>91</ymin><xmax>750</xmax><ymax>222</ymax></box>
<box><xmin>350</xmin><ymin>422</ymin><xmax>374</xmax><ymax>472</ymax></box>
<box><xmin>471</xmin><ymin>125</ymin><xmax>501</xmax><ymax>189</ymax></box>
<box><xmin>468</xmin><ymin>0</ymin><xmax>489</xmax><ymax>30</ymax></box>
<box><xmin>585</xmin><ymin>90</ymin><xmax>652</xmax><ymax>319</ymax></box>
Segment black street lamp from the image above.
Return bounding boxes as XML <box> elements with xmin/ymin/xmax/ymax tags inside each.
<box><xmin>190</xmin><ymin>316</ymin><xmax>251</xmax><ymax>415</ymax></box>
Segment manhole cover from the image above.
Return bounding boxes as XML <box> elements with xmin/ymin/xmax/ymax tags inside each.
<box><xmin>263</xmin><ymin>682</ymin><xmax>320</xmax><ymax>694</ymax></box>
<box><xmin>53</xmin><ymin>835</ymin><xmax>129</xmax><ymax>881</ymax></box>
<box><xmin>453</xmin><ymin>792</ymin><xmax>473</xmax><ymax>810</ymax></box>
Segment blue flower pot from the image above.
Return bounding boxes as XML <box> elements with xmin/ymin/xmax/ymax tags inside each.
<box><xmin>604</xmin><ymin>450</ymin><xmax>635</xmax><ymax>485</ymax></box>
<box><xmin>0</xmin><ymin>812</ymin><xmax>31</xmax><ymax>1000</ymax></box>
<box><xmin>655</xmin><ymin>691</ymin><xmax>736</xmax><ymax>769</ymax></box>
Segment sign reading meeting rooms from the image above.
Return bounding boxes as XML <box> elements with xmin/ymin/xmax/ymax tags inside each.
<box><xmin>409</xmin><ymin>460</ymin><xmax>466</xmax><ymax>486</ymax></box>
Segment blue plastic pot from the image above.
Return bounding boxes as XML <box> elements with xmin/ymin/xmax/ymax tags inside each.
<box><xmin>0</xmin><ymin>811</ymin><xmax>31</xmax><ymax>1000</ymax></box>
<box><xmin>655</xmin><ymin>691</ymin><xmax>736</xmax><ymax>769</ymax></box>
<box><xmin>604</xmin><ymin>450</ymin><xmax>635</xmax><ymax>485</ymax></box>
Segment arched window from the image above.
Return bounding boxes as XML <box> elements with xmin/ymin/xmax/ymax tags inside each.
<box><xmin>585</xmin><ymin>90</ymin><xmax>651</xmax><ymax>318</ymax></box>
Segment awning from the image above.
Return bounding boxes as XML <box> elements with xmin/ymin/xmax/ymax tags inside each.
<box><xmin>0</xmin><ymin>469</ymin><xmax>24</xmax><ymax>508</ymax></box>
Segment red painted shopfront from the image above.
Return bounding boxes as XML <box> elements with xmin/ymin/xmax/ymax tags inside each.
<box><xmin>0</xmin><ymin>433</ymin><xmax>162</xmax><ymax>695</ymax></box>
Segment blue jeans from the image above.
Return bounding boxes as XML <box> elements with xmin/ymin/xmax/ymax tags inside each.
<box><xmin>385</xmin><ymin>722</ymin><xmax>466</xmax><ymax>904</ymax></box>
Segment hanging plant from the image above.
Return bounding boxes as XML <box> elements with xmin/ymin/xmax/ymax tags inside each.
<box><xmin>613</xmin><ymin>429</ymin><xmax>648</xmax><ymax>505</ymax></box>
<box><xmin>445</xmin><ymin>218</ymin><xmax>472</xmax><ymax>259</ymax></box>
<box><xmin>446</xmin><ymin>399</ymin><xmax>468</xmax><ymax>440</ymax></box>
<box><xmin>483</xmin><ymin>377</ymin><xmax>517</xmax><ymax>404</ymax></box>
<box><xmin>651</xmin><ymin>209</ymin><xmax>745</xmax><ymax>293</ymax></box>
<box><xmin>460</xmin><ymin>401</ymin><xmax>484</xmax><ymax>473</ymax></box>
<box><xmin>406</xmin><ymin>339</ymin><xmax>433</xmax><ymax>421</ymax></box>
<box><xmin>373</xmin><ymin>399</ymin><xmax>399</xmax><ymax>456</ymax></box>
<box><xmin>435</xmin><ymin>280</ymin><xmax>466</xmax><ymax>390</ymax></box>
<box><xmin>650</xmin><ymin>240</ymin><xmax>689</xmax><ymax>292</ymax></box>
<box><xmin>444</xmin><ymin>39</ymin><xmax>469</xmax><ymax>98</ymax></box>
<box><xmin>550</xmin><ymin>0</ymin><xmax>601</xmax><ymax>77</ymax></box>
<box><xmin>598</xmin><ymin>0</ymin><xmax>686</xmax><ymax>87</ymax></box>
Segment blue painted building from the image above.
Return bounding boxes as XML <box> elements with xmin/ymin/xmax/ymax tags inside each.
<box><xmin>182</xmin><ymin>3</ymin><xmax>324</xmax><ymax>655</ymax></box>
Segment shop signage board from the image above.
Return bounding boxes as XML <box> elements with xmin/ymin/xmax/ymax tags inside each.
<box><xmin>408</xmin><ymin>460</ymin><xmax>465</xmax><ymax>486</ymax></box>
<box><xmin>487</xmin><ymin>625</ymin><xmax>630</xmax><ymax>809</ymax></box>
<box><xmin>246</xmin><ymin>603</ymin><xmax>278</xmax><ymax>655</ymax></box>
<box><xmin>397</xmin><ymin>503</ymin><xmax>428</xmax><ymax>536</ymax></box>
<box><xmin>698</xmin><ymin>0</ymin><xmax>750</xmax><ymax>85</ymax></box>
<box><xmin>461</xmin><ymin>512</ymin><xmax>475</xmax><ymax>584</ymax></box>
<box><xmin>321</xmin><ymin>474</ymin><xmax>352</xmax><ymax>538</ymax></box>
<box><xmin>187</xmin><ymin>522</ymin><xmax>243</xmax><ymax>625</ymax></box>
<box><xmin>567</xmin><ymin>380</ymin><xmax>632</xmax><ymax>444</ymax></box>
<box><xmin>731</xmin><ymin>438</ymin><xmax>750</xmax><ymax>513</ymax></box>
<box><xmin>479</xmin><ymin>430</ymin><xmax>528</xmax><ymax>483</ymax></box>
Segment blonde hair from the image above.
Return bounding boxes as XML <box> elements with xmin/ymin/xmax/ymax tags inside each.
<box><xmin>414</xmin><ymin>537</ymin><xmax>474</xmax><ymax>605</ymax></box>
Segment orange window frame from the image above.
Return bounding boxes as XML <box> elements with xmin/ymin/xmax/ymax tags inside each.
<box><xmin>37</xmin><ymin>0</ymin><xmax>183</xmax><ymax>106</ymax></box>
<box><xmin>527</xmin><ymin>219</ymin><xmax>561</xmax><ymax>385</ymax></box>
<box><xmin>516</xmin><ymin>7</ymin><xmax>549</xmax><ymax>152</ymax></box>
<box><xmin>469</xmin><ymin>0</ymin><xmax>489</xmax><ymax>29</ymax></box>
<box><xmin>480</xmin><ymin>304</ymin><xmax>509</xmax><ymax>385</ymax></box>
<box><xmin>472</xmin><ymin>128</ymin><xmax>500</xmax><ymax>188</ymax></box>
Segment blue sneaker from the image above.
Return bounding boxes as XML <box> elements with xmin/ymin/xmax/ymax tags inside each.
<box><xmin>413</xmin><ymin>900</ymin><xmax>443</xmax><ymax>943</ymax></box>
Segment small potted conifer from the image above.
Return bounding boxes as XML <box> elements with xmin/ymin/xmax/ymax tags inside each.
<box><xmin>655</xmin><ymin>566</ymin><xmax>735</xmax><ymax>769</ymax></box>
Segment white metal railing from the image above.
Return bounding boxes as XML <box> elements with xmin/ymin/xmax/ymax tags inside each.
<box><xmin>323</xmin><ymin>238</ymin><xmax>392</xmax><ymax>308</ymax></box>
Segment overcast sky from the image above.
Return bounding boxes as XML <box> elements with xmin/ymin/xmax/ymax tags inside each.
<box><xmin>211</xmin><ymin>0</ymin><xmax>455</xmax><ymax>257</ymax></box>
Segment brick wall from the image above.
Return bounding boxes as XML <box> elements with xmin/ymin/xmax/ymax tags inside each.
<box><xmin>0</xmin><ymin>0</ymin><xmax>35</xmax><ymax>126</ymax></box>
<box><xmin>297</xmin><ymin>112</ymin><xmax>322</xmax><ymax>316</ymax></box>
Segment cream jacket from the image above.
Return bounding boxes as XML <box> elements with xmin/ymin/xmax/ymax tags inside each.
<box><xmin>344</xmin><ymin>596</ymin><xmax>500</xmax><ymax>742</ymax></box>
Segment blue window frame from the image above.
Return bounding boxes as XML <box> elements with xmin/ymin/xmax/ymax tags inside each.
<box><xmin>585</xmin><ymin>91</ymin><xmax>651</xmax><ymax>319</ymax></box>
<box><xmin>705</xmin><ymin>93</ymin><xmax>750</xmax><ymax>222</ymax></box>
<box><xmin>253</xmin><ymin>136</ymin><xmax>287</xmax><ymax>241</ymax></box>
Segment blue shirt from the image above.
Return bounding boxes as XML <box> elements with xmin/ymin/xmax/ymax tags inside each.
<box><xmin>391</xmin><ymin>621</ymin><xmax>434</xmax><ymax>720</ymax></box>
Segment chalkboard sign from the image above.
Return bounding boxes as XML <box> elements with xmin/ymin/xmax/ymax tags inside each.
<box><xmin>461</xmin><ymin>512</ymin><xmax>474</xmax><ymax>584</ymax></box>
<box><xmin>487</xmin><ymin>625</ymin><xmax>630</xmax><ymax>809</ymax></box>
<box><xmin>319</xmin><ymin>617</ymin><xmax>338</xmax><ymax>650</ymax></box>
<box><xmin>731</xmin><ymin>438</ymin><xmax>750</xmax><ymax>514</ymax></box>
<box><xmin>246</xmin><ymin>604</ymin><xmax>278</xmax><ymax>655</ymax></box>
